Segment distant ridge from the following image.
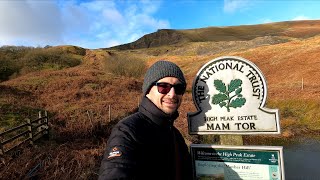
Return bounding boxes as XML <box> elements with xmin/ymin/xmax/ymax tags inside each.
<box><xmin>108</xmin><ymin>20</ymin><xmax>320</xmax><ymax>50</ymax></box>
<box><xmin>108</xmin><ymin>29</ymin><xmax>187</xmax><ymax>50</ymax></box>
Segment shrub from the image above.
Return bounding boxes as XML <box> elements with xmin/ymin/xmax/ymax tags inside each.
<box><xmin>0</xmin><ymin>46</ymin><xmax>33</xmax><ymax>81</ymax></box>
<box><xmin>105</xmin><ymin>54</ymin><xmax>146</xmax><ymax>78</ymax></box>
<box><xmin>0</xmin><ymin>57</ymin><xmax>19</xmax><ymax>82</ymax></box>
<box><xmin>20</xmin><ymin>48</ymin><xmax>82</xmax><ymax>72</ymax></box>
<box><xmin>0</xmin><ymin>46</ymin><xmax>83</xmax><ymax>81</ymax></box>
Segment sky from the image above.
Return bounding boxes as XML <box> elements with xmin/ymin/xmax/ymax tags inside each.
<box><xmin>1</xmin><ymin>0</ymin><xmax>320</xmax><ymax>49</ymax></box>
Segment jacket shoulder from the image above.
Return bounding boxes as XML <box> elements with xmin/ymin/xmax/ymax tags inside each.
<box><xmin>99</xmin><ymin>112</ymin><xmax>146</xmax><ymax>179</ymax></box>
<box><xmin>112</xmin><ymin>112</ymin><xmax>149</xmax><ymax>133</ymax></box>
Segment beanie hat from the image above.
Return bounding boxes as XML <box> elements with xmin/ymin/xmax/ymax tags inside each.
<box><xmin>142</xmin><ymin>60</ymin><xmax>186</xmax><ymax>95</ymax></box>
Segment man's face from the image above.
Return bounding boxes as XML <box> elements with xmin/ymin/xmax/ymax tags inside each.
<box><xmin>146</xmin><ymin>77</ymin><xmax>184</xmax><ymax>115</ymax></box>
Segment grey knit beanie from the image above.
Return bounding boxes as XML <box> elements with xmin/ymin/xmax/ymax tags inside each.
<box><xmin>142</xmin><ymin>60</ymin><xmax>186</xmax><ymax>95</ymax></box>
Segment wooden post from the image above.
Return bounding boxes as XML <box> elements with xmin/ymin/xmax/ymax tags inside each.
<box><xmin>38</xmin><ymin>111</ymin><xmax>42</xmax><ymax>132</ymax></box>
<box><xmin>302</xmin><ymin>78</ymin><xmax>304</xmax><ymax>90</ymax></box>
<box><xmin>44</xmin><ymin>111</ymin><xmax>48</xmax><ymax>131</ymax></box>
<box><xmin>108</xmin><ymin>105</ymin><xmax>111</xmax><ymax>122</ymax></box>
<box><xmin>0</xmin><ymin>136</ymin><xmax>4</xmax><ymax>156</ymax></box>
<box><xmin>0</xmin><ymin>136</ymin><xmax>4</xmax><ymax>164</ymax></box>
<box><xmin>27</xmin><ymin>118</ymin><xmax>33</xmax><ymax>145</ymax></box>
<box><xmin>44</xmin><ymin>111</ymin><xmax>49</xmax><ymax>139</ymax></box>
<box><xmin>87</xmin><ymin>110</ymin><xmax>94</xmax><ymax>128</ymax></box>
<box><xmin>219</xmin><ymin>135</ymin><xmax>243</xmax><ymax>145</ymax></box>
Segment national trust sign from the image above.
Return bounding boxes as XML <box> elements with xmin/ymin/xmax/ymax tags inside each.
<box><xmin>188</xmin><ymin>56</ymin><xmax>280</xmax><ymax>135</ymax></box>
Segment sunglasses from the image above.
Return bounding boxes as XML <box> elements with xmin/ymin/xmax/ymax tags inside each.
<box><xmin>154</xmin><ymin>82</ymin><xmax>186</xmax><ymax>95</ymax></box>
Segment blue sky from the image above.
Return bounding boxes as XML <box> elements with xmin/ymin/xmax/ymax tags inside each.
<box><xmin>1</xmin><ymin>0</ymin><xmax>320</xmax><ymax>49</ymax></box>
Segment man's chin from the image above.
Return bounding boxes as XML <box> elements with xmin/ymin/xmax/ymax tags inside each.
<box><xmin>162</xmin><ymin>107</ymin><xmax>177</xmax><ymax>115</ymax></box>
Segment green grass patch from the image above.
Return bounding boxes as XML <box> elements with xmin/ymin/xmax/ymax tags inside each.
<box><xmin>0</xmin><ymin>103</ymin><xmax>45</xmax><ymax>131</ymax></box>
<box><xmin>267</xmin><ymin>99</ymin><xmax>320</xmax><ymax>130</ymax></box>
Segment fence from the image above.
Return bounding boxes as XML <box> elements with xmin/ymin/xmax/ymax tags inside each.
<box><xmin>0</xmin><ymin>111</ymin><xmax>49</xmax><ymax>158</ymax></box>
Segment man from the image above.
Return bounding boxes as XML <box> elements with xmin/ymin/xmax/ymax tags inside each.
<box><xmin>98</xmin><ymin>60</ymin><xmax>192</xmax><ymax>180</ymax></box>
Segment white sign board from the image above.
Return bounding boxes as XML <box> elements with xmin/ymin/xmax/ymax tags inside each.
<box><xmin>191</xmin><ymin>144</ymin><xmax>285</xmax><ymax>180</ymax></box>
<box><xmin>188</xmin><ymin>56</ymin><xmax>280</xmax><ymax>134</ymax></box>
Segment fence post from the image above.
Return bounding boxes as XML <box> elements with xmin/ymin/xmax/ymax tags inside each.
<box><xmin>0</xmin><ymin>136</ymin><xmax>4</xmax><ymax>156</ymax></box>
<box><xmin>44</xmin><ymin>111</ymin><xmax>49</xmax><ymax>139</ymax></box>
<box><xmin>27</xmin><ymin>118</ymin><xmax>33</xmax><ymax>145</ymax></box>
<box><xmin>38</xmin><ymin>111</ymin><xmax>42</xmax><ymax>133</ymax></box>
<box><xmin>44</xmin><ymin>111</ymin><xmax>48</xmax><ymax>128</ymax></box>
<box><xmin>108</xmin><ymin>105</ymin><xmax>111</xmax><ymax>122</ymax></box>
<box><xmin>0</xmin><ymin>136</ymin><xmax>4</xmax><ymax>164</ymax></box>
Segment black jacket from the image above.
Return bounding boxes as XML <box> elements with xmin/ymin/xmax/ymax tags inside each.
<box><xmin>98</xmin><ymin>97</ymin><xmax>193</xmax><ymax>180</ymax></box>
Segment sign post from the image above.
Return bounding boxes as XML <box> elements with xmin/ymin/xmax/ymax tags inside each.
<box><xmin>188</xmin><ymin>56</ymin><xmax>284</xmax><ymax>179</ymax></box>
<box><xmin>188</xmin><ymin>56</ymin><xmax>280</xmax><ymax>135</ymax></box>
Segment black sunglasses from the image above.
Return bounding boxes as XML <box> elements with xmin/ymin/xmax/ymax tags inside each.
<box><xmin>154</xmin><ymin>82</ymin><xmax>186</xmax><ymax>95</ymax></box>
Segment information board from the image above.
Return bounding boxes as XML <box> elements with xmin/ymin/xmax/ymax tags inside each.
<box><xmin>191</xmin><ymin>144</ymin><xmax>285</xmax><ymax>180</ymax></box>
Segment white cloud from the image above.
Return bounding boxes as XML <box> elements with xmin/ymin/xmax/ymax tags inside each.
<box><xmin>94</xmin><ymin>0</ymin><xmax>170</xmax><ymax>48</ymax></box>
<box><xmin>0</xmin><ymin>0</ymin><xmax>170</xmax><ymax>49</ymax></box>
<box><xmin>105</xmin><ymin>40</ymin><xmax>122</xmax><ymax>48</ymax></box>
<box><xmin>103</xmin><ymin>9</ymin><xmax>125</xmax><ymax>26</ymax></box>
<box><xmin>0</xmin><ymin>1</ymin><xmax>64</xmax><ymax>46</ymax></box>
<box><xmin>63</xmin><ymin>2</ymin><xmax>90</xmax><ymax>30</ymax></box>
<box><xmin>223</xmin><ymin>0</ymin><xmax>251</xmax><ymax>13</ymax></box>
<box><xmin>140</xmin><ymin>0</ymin><xmax>161</xmax><ymax>14</ymax></box>
<box><xmin>262</xmin><ymin>19</ymin><xmax>273</xmax><ymax>24</ymax></box>
<box><xmin>136</xmin><ymin>14</ymin><xmax>170</xmax><ymax>29</ymax></box>
<box><xmin>80</xmin><ymin>1</ymin><xmax>115</xmax><ymax>12</ymax></box>
<box><xmin>292</xmin><ymin>15</ymin><xmax>311</xmax><ymax>21</ymax></box>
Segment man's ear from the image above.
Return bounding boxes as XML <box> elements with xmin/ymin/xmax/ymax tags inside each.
<box><xmin>146</xmin><ymin>91</ymin><xmax>151</xmax><ymax>98</ymax></box>
<box><xmin>145</xmin><ymin>86</ymin><xmax>152</xmax><ymax>96</ymax></box>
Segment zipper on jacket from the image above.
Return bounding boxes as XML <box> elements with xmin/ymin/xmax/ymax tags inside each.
<box><xmin>168</xmin><ymin>119</ymin><xmax>173</xmax><ymax>131</ymax></box>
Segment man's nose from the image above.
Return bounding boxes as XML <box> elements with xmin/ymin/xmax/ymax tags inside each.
<box><xmin>167</xmin><ymin>87</ymin><xmax>176</xmax><ymax>96</ymax></box>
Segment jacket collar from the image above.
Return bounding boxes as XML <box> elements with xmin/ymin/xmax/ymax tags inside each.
<box><xmin>139</xmin><ymin>96</ymin><xmax>179</xmax><ymax>127</ymax></box>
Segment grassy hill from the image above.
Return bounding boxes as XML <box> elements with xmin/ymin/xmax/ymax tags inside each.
<box><xmin>109</xmin><ymin>20</ymin><xmax>320</xmax><ymax>50</ymax></box>
<box><xmin>1</xmin><ymin>20</ymin><xmax>320</xmax><ymax>179</ymax></box>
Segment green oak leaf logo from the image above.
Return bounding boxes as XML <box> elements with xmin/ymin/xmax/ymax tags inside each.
<box><xmin>211</xmin><ymin>79</ymin><xmax>246</xmax><ymax>112</ymax></box>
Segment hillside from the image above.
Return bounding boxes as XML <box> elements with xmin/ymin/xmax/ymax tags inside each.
<box><xmin>1</xmin><ymin>20</ymin><xmax>320</xmax><ymax>179</ymax></box>
<box><xmin>109</xmin><ymin>20</ymin><xmax>320</xmax><ymax>50</ymax></box>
